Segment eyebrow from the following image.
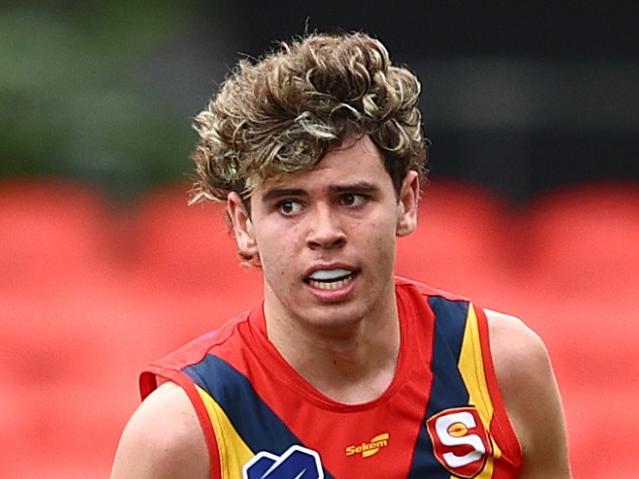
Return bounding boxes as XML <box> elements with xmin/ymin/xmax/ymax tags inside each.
<box><xmin>261</xmin><ymin>188</ymin><xmax>307</xmax><ymax>203</ymax></box>
<box><xmin>330</xmin><ymin>181</ymin><xmax>379</xmax><ymax>195</ymax></box>
<box><xmin>261</xmin><ymin>181</ymin><xmax>380</xmax><ymax>203</ymax></box>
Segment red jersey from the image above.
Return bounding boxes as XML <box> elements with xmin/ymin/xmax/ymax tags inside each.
<box><xmin>140</xmin><ymin>277</ymin><xmax>522</xmax><ymax>478</ymax></box>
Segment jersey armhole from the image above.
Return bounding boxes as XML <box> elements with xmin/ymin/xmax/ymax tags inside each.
<box><xmin>140</xmin><ymin>367</ymin><xmax>222</xmax><ymax>479</ymax></box>
<box><xmin>474</xmin><ymin>306</ymin><xmax>523</xmax><ymax>465</ymax></box>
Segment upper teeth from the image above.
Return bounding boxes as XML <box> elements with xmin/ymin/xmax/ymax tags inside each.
<box><xmin>308</xmin><ymin>269</ymin><xmax>352</xmax><ymax>281</ymax></box>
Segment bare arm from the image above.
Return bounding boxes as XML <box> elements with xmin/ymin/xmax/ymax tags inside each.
<box><xmin>487</xmin><ymin>310</ymin><xmax>572</xmax><ymax>479</ymax></box>
<box><xmin>110</xmin><ymin>382</ymin><xmax>209</xmax><ymax>479</ymax></box>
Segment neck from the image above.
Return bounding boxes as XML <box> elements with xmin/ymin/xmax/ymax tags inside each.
<box><xmin>263</xmin><ymin>285</ymin><xmax>401</xmax><ymax>405</ymax></box>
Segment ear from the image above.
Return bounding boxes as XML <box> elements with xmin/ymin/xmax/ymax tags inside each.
<box><xmin>227</xmin><ymin>192</ymin><xmax>261</xmax><ymax>267</ymax></box>
<box><xmin>396</xmin><ymin>170</ymin><xmax>420</xmax><ymax>237</ymax></box>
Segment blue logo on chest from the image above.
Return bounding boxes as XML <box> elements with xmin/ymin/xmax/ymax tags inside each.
<box><xmin>242</xmin><ymin>445</ymin><xmax>324</xmax><ymax>479</ymax></box>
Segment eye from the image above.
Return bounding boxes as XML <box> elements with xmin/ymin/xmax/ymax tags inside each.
<box><xmin>278</xmin><ymin>199</ymin><xmax>303</xmax><ymax>216</ymax></box>
<box><xmin>339</xmin><ymin>193</ymin><xmax>367</xmax><ymax>207</ymax></box>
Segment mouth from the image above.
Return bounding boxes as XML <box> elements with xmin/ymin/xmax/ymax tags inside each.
<box><xmin>304</xmin><ymin>268</ymin><xmax>359</xmax><ymax>291</ymax></box>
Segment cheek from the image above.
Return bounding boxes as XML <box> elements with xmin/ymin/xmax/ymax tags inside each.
<box><xmin>254</xmin><ymin>224</ymin><xmax>303</xmax><ymax>278</ymax></box>
<box><xmin>354</xmin><ymin>217</ymin><xmax>397</xmax><ymax>260</ymax></box>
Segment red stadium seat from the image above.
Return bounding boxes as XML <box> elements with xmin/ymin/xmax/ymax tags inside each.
<box><xmin>0</xmin><ymin>285</ymin><xmax>183</xmax><ymax>477</ymax></box>
<box><xmin>0</xmin><ymin>179</ymin><xmax>114</xmax><ymax>292</ymax></box>
<box><xmin>503</xmin><ymin>286</ymin><xmax>638</xmax><ymax>479</ymax></box>
<box><xmin>396</xmin><ymin>180</ymin><xmax>513</xmax><ymax>303</ymax></box>
<box><xmin>129</xmin><ymin>184</ymin><xmax>263</xmax><ymax>340</ymax></box>
<box><xmin>563</xmin><ymin>385</ymin><xmax>638</xmax><ymax>478</ymax></box>
<box><xmin>513</xmin><ymin>295</ymin><xmax>638</xmax><ymax>389</ymax></box>
<box><xmin>134</xmin><ymin>185</ymin><xmax>262</xmax><ymax>301</ymax></box>
<box><xmin>521</xmin><ymin>183</ymin><xmax>639</xmax><ymax>301</ymax></box>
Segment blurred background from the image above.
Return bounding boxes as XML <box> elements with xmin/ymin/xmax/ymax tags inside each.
<box><xmin>1</xmin><ymin>1</ymin><xmax>637</xmax><ymax>477</ymax></box>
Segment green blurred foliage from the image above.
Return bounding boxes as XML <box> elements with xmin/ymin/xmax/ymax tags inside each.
<box><xmin>0</xmin><ymin>2</ymin><xmax>197</xmax><ymax>199</ymax></box>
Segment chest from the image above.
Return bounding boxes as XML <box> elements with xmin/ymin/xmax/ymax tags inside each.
<box><xmin>194</xmin><ymin>352</ymin><xmax>512</xmax><ymax>479</ymax></box>
<box><xmin>182</xmin><ymin>294</ymin><xmax>521</xmax><ymax>478</ymax></box>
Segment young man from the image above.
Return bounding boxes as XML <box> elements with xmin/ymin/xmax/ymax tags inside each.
<box><xmin>111</xmin><ymin>33</ymin><xmax>571</xmax><ymax>478</ymax></box>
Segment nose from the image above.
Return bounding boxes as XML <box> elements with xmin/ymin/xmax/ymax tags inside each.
<box><xmin>305</xmin><ymin>204</ymin><xmax>346</xmax><ymax>250</ymax></box>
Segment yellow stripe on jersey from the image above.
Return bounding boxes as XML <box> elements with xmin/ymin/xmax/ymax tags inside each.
<box><xmin>457</xmin><ymin>304</ymin><xmax>502</xmax><ymax>479</ymax></box>
<box><xmin>196</xmin><ymin>385</ymin><xmax>254</xmax><ymax>479</ymax></box>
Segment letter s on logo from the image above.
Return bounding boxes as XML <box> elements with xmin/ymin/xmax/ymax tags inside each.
<box><xmin>426</xmin><ymin>407</ymin><xmax>492</xmax><ymax>478</ymax></box>
<box><xmin>435</xmin><ymin>411</ymin><xmax>484</xmax><ymax>467</ymax></box>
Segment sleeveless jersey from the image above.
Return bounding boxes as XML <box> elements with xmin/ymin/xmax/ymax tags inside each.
<box><xmin>140</xmin><ymin>277</ymin><xmax>522</xmax><ymax>478</ymax></box>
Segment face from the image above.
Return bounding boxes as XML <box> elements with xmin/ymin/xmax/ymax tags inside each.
<box><xmin>227</xmin><ymin>135</ymin><xmax>419</xmax><ymax>331</ymax></box>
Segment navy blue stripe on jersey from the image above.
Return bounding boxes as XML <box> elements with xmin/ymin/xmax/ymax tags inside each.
<box><xmin>407</xmin><ymin>296</ymin><xmax>471</xmax><ymax>478</ymax></box>
<box><xmin>183</xmin><ymin>355</ymin><xmax>335</xmax><ymax>479</ymax></box>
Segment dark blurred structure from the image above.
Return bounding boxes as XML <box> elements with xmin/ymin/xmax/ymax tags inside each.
<box><xmin>224</xmin><ymin>0</ymin><xmax>639</xmax><ymax>202</ymax></box>
<box><xmin>2</xmin><ymin>1</ymin><xmax>638</xmax><ymax>203</ymax></box>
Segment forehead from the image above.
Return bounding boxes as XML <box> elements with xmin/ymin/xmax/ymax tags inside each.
<box><xmin>254</xmin><ymin>135</ymin><xmax>390</xmax><ymax>195</ymax></box>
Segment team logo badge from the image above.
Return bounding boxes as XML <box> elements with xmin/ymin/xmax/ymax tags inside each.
<box><xmin>426</xmin><ymin>407</ymin><xmax>493</xmax><ymax>478</ymax></box>
<box><xmin>242</xmin><ymin>445</ymin><xmax>324</xmax><ymax>479</ymax></box>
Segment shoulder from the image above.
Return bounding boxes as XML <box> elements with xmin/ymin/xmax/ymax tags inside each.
<box><xmin>485</xmin><ymin>308</ymin><xmax>549</xmax><ymax>386</ymax></box>
<box><xmin>149</xmin><ymin>312</ymin><xmax>251</xmax><ymax>372</ymax></box>
<box><xmin>111</xmin><ymin>382</ymin><xmax>209</xmax><ymax>479</ymax></box>
<box><xmin>484</xmin><ymin>309</ymin><xmax>572</xmax><ymax>478</ymax></box>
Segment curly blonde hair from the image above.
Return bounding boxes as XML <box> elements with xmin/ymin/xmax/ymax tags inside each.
<box><xmin>190</xmin><ymin>32</ymin><xmax>429</xmax><ymax>204</ymax></box>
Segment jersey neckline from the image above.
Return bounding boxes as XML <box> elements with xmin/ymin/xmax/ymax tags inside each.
<box><xmin>244</xmin><ymin>280</ymin><xmax>426</xmax><ymax>412</ymax></box>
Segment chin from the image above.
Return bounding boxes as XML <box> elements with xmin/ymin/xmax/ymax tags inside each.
<box><xmin>296</xmin><ymin>302</ymin><xmax>369</xmax><ymax>331</ymax></box>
